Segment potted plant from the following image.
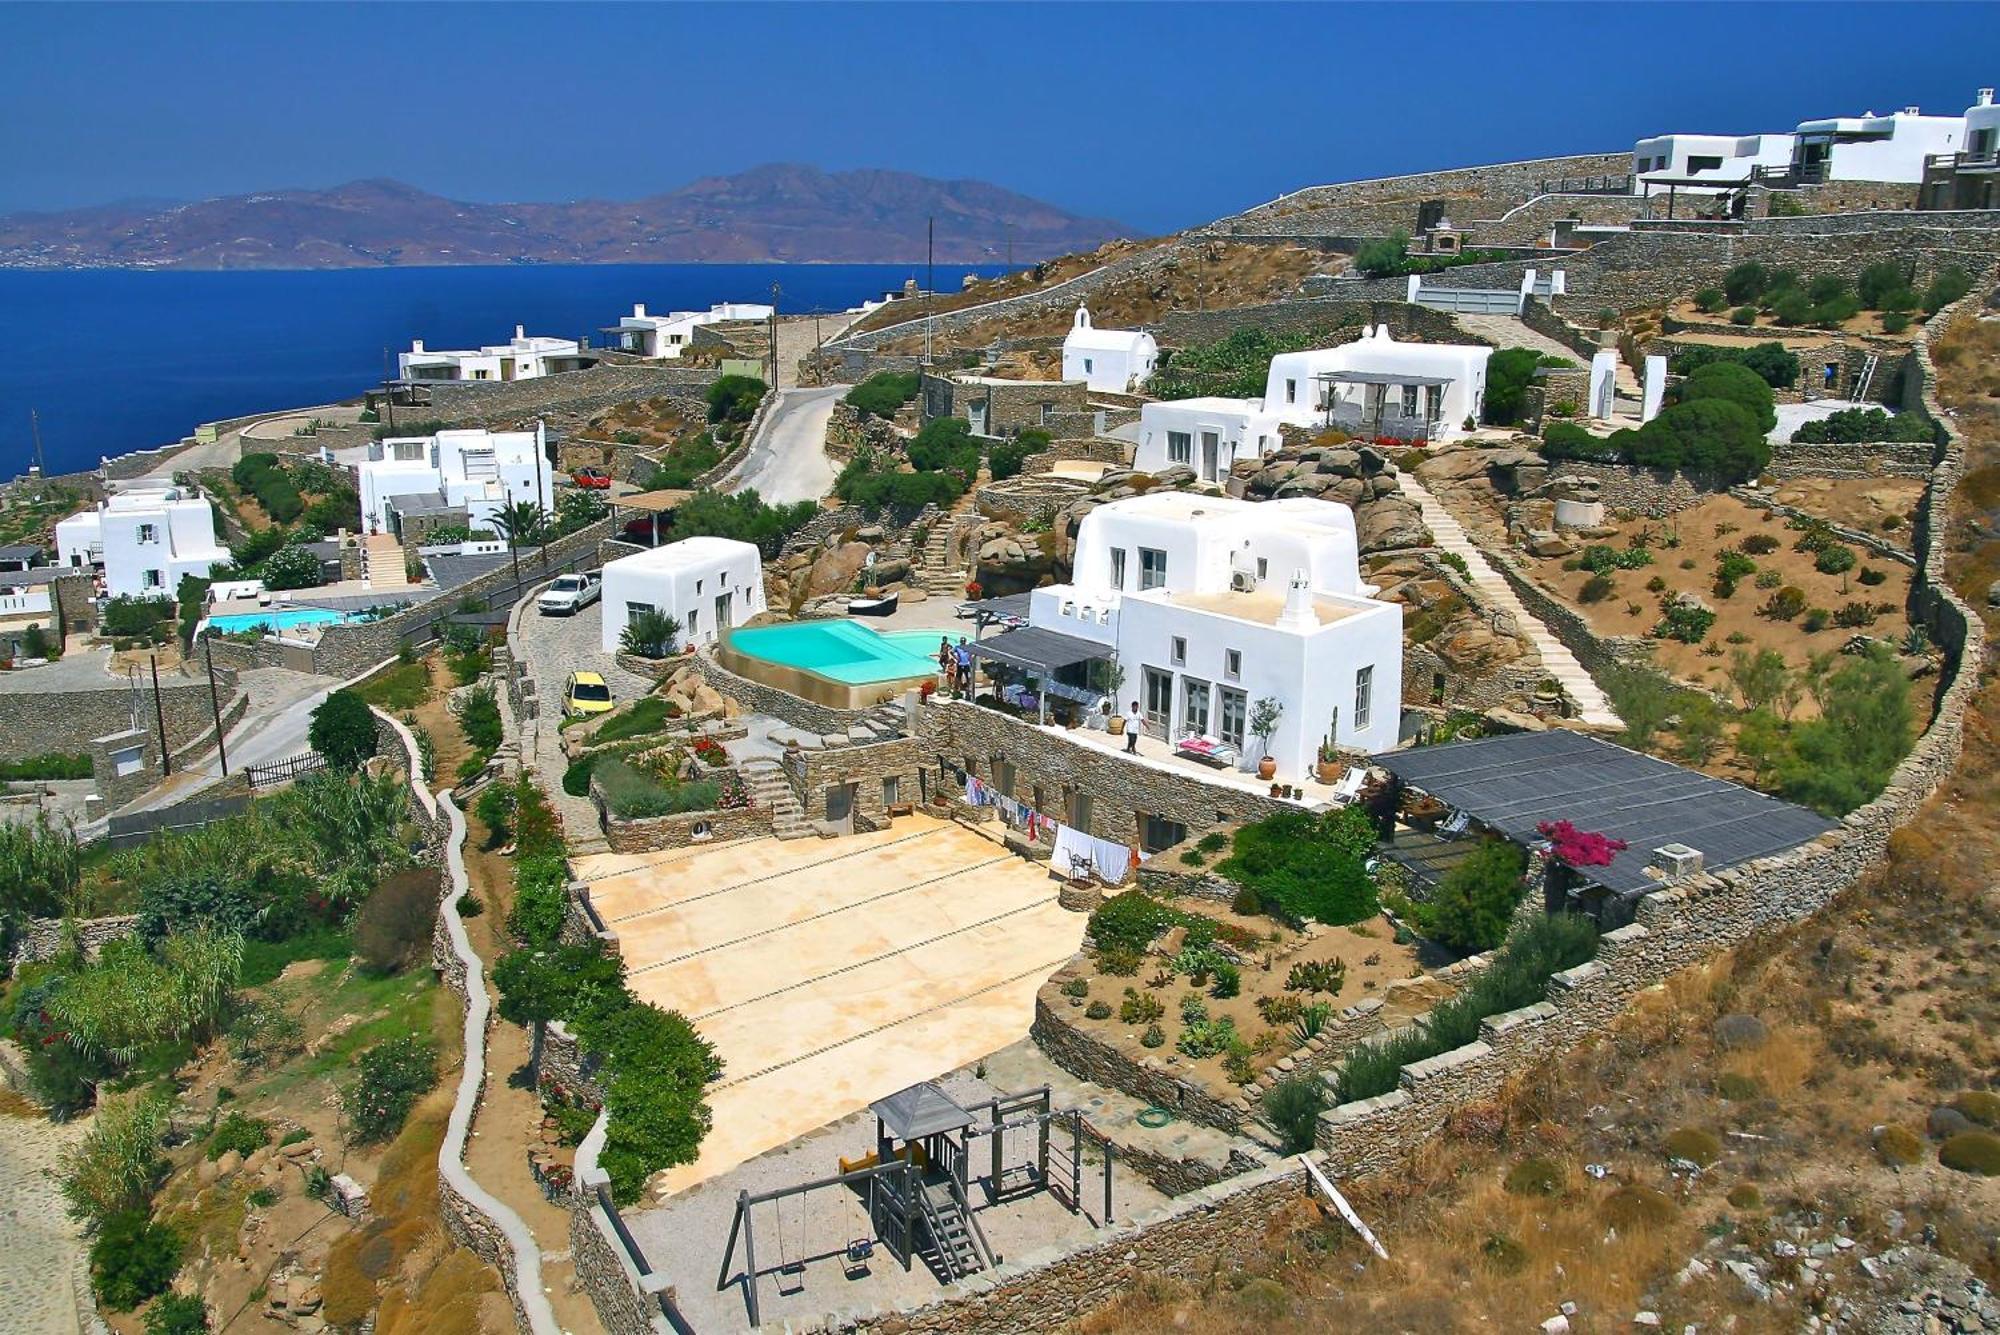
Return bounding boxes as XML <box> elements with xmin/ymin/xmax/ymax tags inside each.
<box><xmin>1249</xmin><ymin>696</ymin><xmax>1283</xmax><ymax>780</ymax></box>
<box><xmin>1316</xmin><ymin>740</ymin><xmax>1343</xmax><ymax>786</ymax></box>
<box><xmin>1099</xmin><ymin>660</ymin><xmax>1129</xmax><ymax>735</ymax></box>
<box><xmin>964</xmin><ymin>580</ymin><xmax>983</xmax><ymax>600</ymax></box>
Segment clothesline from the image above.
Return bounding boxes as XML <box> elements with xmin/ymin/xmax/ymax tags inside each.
<box><xmin>939</xmin><ymin>756</ymin><xmax>1139</xmax><ymax>886</ymax></box>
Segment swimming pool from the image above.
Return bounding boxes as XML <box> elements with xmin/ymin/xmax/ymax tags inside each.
<box><xmin>725</xmin><ymin>621</ymin><xmax>945</xmax><ymax>685</ymax></box>
<box><xmin>208</xmin><ymin>607</ymin><xmax>353</xmax><ymax>634</ymax></box>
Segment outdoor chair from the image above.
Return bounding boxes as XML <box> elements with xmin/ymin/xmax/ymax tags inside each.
<box><xmin>1437</xmin><ymin>807</ymin><xmax>1471</xmax><ymax>838</ymax></box>
<box><xmin>1328</xmin><ymin>769</ymin><xmax>1367</xmax><ymax>805</ymax></box>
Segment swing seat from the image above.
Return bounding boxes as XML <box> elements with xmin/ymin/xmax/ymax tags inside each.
<box><xmin>775</xmin><ymin>1262</ymin><xmax>806</xmax><ymax>1295</ymax></box>
<box><xmin>843</xmin><ymin>1238</ymin><xmax>874</xmax><ymax>1278</ymax></box>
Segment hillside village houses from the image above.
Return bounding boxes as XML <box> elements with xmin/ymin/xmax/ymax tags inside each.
<box><xmin>396</xmin><ymin>326</ymin><xmax>583</xmax><ymax>382</ymax></box>
<box><xmin>357</xmin><ymin>425</ymin><xmax>555</xmax><ymax>542</ymax></box>
<box><xmin>599</xmin><ymin>535</ymin><xmax>765</xmax><ymax>654</ymax></box>
<box><xmin>1133</xmin><ymin>325</ymin><xmax>1491</xmax><ymax>480</ymax></box>
<box><xmin>604</xmin><ymin>301</ymin><xmax>775</xmax><ymax>359</ymax></box>
<box><xmin>1630</xmin><ymin>132</ymin><xmax>1796</xmax><ymax>190</ymax></box>
<box><xmin>55</xmin><ymin>482</ymin><xmax>231</xmax><ymax>599</ymax></box>
<box><xmin>1061</xmin><ymin>305</ymin><xmax>1158</xmax><ymax>393</ymax></box>
<box><xmin>1000</xmin><ymin>492</ymin><xmax>1402</xmax><ymax>779</ymax></box>
<box><xmin>1632</xmin><ymin>89</ymin><xmax>1986</xmax><ymax>190</ymax></box>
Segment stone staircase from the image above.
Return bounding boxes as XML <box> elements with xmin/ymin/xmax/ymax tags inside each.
<box><xmin>363</xmin><ymin>533</ymin><xmax>412</xmax><ymax>588</ymax></box>
<box><xmin>1397</xmin><ymin>475</ymin><xmax>1620</xmax><ymax>729</ymax></box>
<box><xmin>915</xmin><ymin>489</ymin><xmax>985</xmax><ymax>598</ymax></box>
<box><xmin>740</xmin><ymin>758</ymin><xmax>810</xmax><ymax>839</ymax></box>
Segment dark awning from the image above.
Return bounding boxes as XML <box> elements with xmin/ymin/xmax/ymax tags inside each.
<box><xmin>871</xmin><ymin>1082</ymin><xmax>973</xmax><ymax>1142</ymax></box>
<box><xmin>1372</xmin><ymin>730</ymin><xmax>1837</xmax><ymax>896</ymax></box>
<box><xmin>967</xmin><ymin>626</ymin><xmax>1111</xmax><ymax>675</ymax></box>
<box><xmin>967</xmin><ymin>592</ymin><xmax>1032</xmax><ymax>624</ymax></box>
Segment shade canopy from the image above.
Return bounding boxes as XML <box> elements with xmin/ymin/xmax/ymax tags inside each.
<box><xmin>966</xmin><ymin>626</ymin><xmax>1111</xmax><ymax>676</ymax></box>
<box><xmin>871</xmin><ymin>1082</ymin><xmax>974</xmax><ymax>1142</ymax></box>
<box><xmin>612</xmin><ymin>488</ymin><xmax>695</xmax><ymax>514</ymax></box>
<box><xmin>1372</xmin><ymin>730</ymin><xmax>1837</xmax><ymax>896</ymax></box>
<box><xmin>1315</xmin><ymin>370</ymin><xmax>1455</xmax><ymax>388</ymax></box>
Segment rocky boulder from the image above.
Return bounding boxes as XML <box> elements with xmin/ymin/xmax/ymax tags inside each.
<box><xmin>1356</xmin><ymin>498</ymin><xmax>1429</xmax><ymax>552</ymax></box>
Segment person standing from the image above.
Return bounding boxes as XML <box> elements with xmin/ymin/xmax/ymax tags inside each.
<box><xmin>954</xmin><ymin>637</ymin><xmax>974</xmax><ymax>699</ymax></box>
<box><xmin>1125</xmin><ymin>701</ymin><xmax>1141</xmax><ymax>754</ymax></box>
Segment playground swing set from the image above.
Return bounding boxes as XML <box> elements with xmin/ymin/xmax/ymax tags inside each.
<box><xmin>717</xmin><ymin>1081</ymin><xmax>1116</xmax><ymax>1327</ymax></box>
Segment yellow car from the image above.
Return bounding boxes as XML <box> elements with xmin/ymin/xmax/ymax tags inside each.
<box><xmin>563</xmin><ymin>671</ymin><xmax>615</xmax><ymax>718</ymax></box>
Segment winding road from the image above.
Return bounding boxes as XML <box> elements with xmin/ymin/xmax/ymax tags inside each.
<box><xmin>718</xmin><ymin>385</ymin><xmax>846</xmax><ymax>505</ymax></box>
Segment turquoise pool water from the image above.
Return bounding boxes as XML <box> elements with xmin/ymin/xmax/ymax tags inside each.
<box><xmin>726</xmin><ymin>621</ymin><xmax>945</xmax><ymax>685</ymax></box>
<box><xmin>209</xmin><ymin>607</ymin><xmax>353</xmax><ymax>634</ymax></box>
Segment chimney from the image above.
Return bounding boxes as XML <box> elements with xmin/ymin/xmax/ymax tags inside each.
<box><xmin>514</xmin><ymin>324</ymin><xmax>526</xmax><ymax>340</ymax></box>
<box><xmin>1902</xmin><ymin>106</ymin><xmax>1921</xmax><ymax>116</ymax></box>
<box><xmin>1275</xmin><ymin>568</ymin><xmax>1319</xmax><ymax>631</ymax></box>
<box><xmin>1651</xmin><ymin>844</ymin><xmax>1705</xmax><ymax>879</ymax></box>
<box><xmin>411</xmin><ymin>339</ymin><xmax>424</xmax><ymax>353</ymax></box>
<box><xmin>1979</xmin><ymin>88</ymin><xmax>1996</xmax><ymax>108</ymax></box>
<box><xmin>633</xmin><ymin>303</ymin><xmax>646</xmax><ymax>318</ymax></box>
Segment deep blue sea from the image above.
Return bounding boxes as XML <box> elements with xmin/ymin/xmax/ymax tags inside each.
<box><xmin>0</xmin><ymin>263</ymin><xmax>998</xmax><ymax>477</ymax></box>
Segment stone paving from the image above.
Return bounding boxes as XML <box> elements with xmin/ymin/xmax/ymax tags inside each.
<box><xmin>510</xmin><ymin>596</ymin><xmax>652</xmax><ymax>851</ymax></box>
<box><xmin>1397</xmin><ymin>474</ymin><xmax>1621</xmax><ymax>728</ymax></box>
<box><xmin>0</xmin><ymin>1092</ymin><xmax>97</xmax><ymax>1335</ymax></box>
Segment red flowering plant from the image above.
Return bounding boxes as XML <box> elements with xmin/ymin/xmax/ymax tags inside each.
<box><xmin>1535</xmin><ymin>819</ymin><xmax>1628</xmax><ymax>868</ymax></box>
<box><xmin>691</xmin><ymin>736</ymin><xmax>727</xmax><ymax>765</ymax></box>
<box><xmin>965</xmin><ymin>580</ymin><xmax>983</xmax><ymax>599</ymax></box>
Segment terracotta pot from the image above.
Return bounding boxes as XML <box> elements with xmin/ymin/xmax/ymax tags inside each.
<box><xmin>1269</xmin><ymin>782</ymin><xmax>1282</xmax><ymax>798</ymax></box>
<box><xmin>1316</xmin><ymin>760</ymin><xmax>1343</xmax><ymax>785</ymax></box>
<box><xmin>1256</xmin><ymin>756</ymin><xmax>1277</xmax><ymax>780</ymax></box>
<box><xmin>1107</xmin><ymin>715</ymin><xmax>1127</xmax><ymax>736</ymax></box>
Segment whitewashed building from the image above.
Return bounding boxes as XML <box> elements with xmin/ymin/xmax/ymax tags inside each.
<box><xmin>599</xmin><ymin>536</ymin><xmax>765</xmax><ymax>654</ymax></box>
<box><xmin>1061</xmin><ymin>306</ymin><xmax>1158</xmax><ymax>393</ymax></box>
<box><xmin>1006</xmin><ymin>493</ymin><xmax>1402</xmax><ymax>777</ymax></box>
<box><xmin>1789</xmin><ymin>103</ymin><xmax>1966</xmax><ymax>183</ymax></box>
<box><xmin>398</xmin><ymin>326</ymin><xmax>583</xmax><ymax>382</ymax></box>
<box><xmin>604</xmin><ymin>302</ymin><xmax>775</xmax><ymax>359</ymax></box>
<box><xmin>1132</xmin><ymin>397</ymin><xmax>1284</xmax><ymax>484</ymax></box>
<box><xmin>1266</xmin><ymin>326</ymin><xmax>1490</xmax><ymax>441</ymax></box>
<box><xmin>356</xmin><ymin>426</ymin><xmax>555</xmax><ymax>539</ymax></box>
<box><xmin>55</xmin><ymin>484</ymin><xmax>231</xmax><ymax>599</ymax></box>
<box><xmin>1630</xmin><ymin>132</ymin><xmax>1796</xmax><ymax>188</ymax></box>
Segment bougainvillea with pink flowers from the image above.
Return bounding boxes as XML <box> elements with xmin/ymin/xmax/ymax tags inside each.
<box><xmin>1536</xmin><ymin>819</ymin><xmax>1629</xmax><ymax>868</ymax></box>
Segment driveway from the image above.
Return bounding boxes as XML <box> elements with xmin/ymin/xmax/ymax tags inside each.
<box><xmin>509</xmin><ymin>596</ymin><xmax>652</xmax><ymax>848</ymax></box>
<box><xmin>718</xmin><ymin>386</ymin><xmax>845</xmax><ymax>505</ymax></box>
<box><xmin>569</xmin><ymin>814</ymin><xmax>1084</xmax><ymax>1195</ymax></box>
<box><xmin>111</xmin><ymin>667</ymin><xmax>338</xmax><ymax>816</ymax></box>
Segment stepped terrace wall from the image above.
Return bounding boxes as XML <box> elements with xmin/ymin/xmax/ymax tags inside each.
<box><xmin>1212</xmin><ymin>152</ymin><xmax>1632</xmax><ymax>239</ymax></box>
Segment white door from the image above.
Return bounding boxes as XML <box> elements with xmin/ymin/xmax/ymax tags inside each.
<box><xmin>1200</xmin><ymin>431</ymin><xmax>1220</xmax><ymax>482</ymax></box>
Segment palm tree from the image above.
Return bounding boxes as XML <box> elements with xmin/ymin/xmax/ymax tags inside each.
<box><xmin>490</xmin><ymin>500</ymin><xmax>547</xmax><ymax>584</ymax></box>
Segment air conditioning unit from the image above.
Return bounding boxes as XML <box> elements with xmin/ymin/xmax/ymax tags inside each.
<box><xmin>1650</xmin><ymin>843</ymin><xmax>1704</xmax><ymax>878</ymax></box>
<box><xmin>1230</xmin><ymin>569</ymin><xmax>1259</xmax><ymax>593</ymax></box>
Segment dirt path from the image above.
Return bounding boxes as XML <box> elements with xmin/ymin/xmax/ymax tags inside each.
<box><xmin>0</xmin><ymin>1089</ymin><xmax>95</xmax><ymax>1335</ymax></box>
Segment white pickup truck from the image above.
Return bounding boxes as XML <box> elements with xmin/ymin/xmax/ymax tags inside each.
<box><xmin>536</xmin><ymin>572</ymin><xmax>602</xmax><ymax>616</ymax></box>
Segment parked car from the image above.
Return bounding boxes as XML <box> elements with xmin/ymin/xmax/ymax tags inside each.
<box><xmin>563</xmin><ymin>671</ymin><xmax>615</xmax><ymax>718</ymax></box>
<box><xmin>537</xmin><ymin>572</ymin><xmax>601</xmax><ymax>616</ymax></box>
<box><xmin>570</xmin><ymin>467</ymin><xmax>613</xmax><ymax>490</ymax></box>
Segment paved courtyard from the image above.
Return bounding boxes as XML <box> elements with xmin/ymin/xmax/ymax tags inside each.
<box><xmin>569</xmin><ymin>815</ymin><xmax>1085</xmax><ymax>1195</ymax></box>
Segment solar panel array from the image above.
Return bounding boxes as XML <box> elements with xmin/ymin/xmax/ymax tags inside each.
<box><xmin>1372</xmin><ymin>730</ymin><xmax>1839</xmax><ymax>894</ymax></box>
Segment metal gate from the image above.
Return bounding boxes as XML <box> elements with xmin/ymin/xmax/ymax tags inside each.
<box><xmin>1410</xmin><ymin>284</ymin><xmax>1522</xmax><ymax>315</ymax></box>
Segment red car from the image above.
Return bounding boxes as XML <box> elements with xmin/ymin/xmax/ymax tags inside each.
<box><xmin>570</xmin><ymin>467</ymin><xmax>613</xmax><ymax>490</ymax></box>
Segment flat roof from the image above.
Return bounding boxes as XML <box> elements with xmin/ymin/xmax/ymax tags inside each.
<box><xmin>1372</xmin><ymin>731</ymin><xmax>1838</xmax><ymax>896</ymax></box>
<box><xmin>1160</xmin><ymin>587</ymin><xmax>1371</xmax><ymax>628</ymax></box>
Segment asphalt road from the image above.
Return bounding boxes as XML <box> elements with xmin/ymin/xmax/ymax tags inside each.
<box><xmin>719</xmin><ymin>385</ymin><xmax>846</xmax><ymax>506</ymax></box>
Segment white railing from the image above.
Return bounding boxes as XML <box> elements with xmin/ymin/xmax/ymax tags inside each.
<box><xmin>0</xmin><ymin>590</ymin><xmax>53</xmax><ymax>615</ymax></box>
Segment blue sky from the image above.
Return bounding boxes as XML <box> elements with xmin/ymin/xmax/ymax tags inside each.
<box><xmin>4</xmin><ymin>2</ymin><xmax>1996</xmax><ymax>234</ymax></box>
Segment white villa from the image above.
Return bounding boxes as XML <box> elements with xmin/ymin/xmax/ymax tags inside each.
<box><xmin>398</xmin><ymin>327</ymin><xmax>583</xmax><ymax>382</ymax></box>
<box><xmin>55</xmin><ymin>483</ymin><xmax>231</xmax><ymax>599</ymax></box>
<box><xmin>1061</xmin><ymin>306</ymin><xmax>1158</xmax><ymax>394</ymax></box>
<box><xmin>600</xmin><ymin>536</ymin><xmax>765</xmax><ymax>654</ymax></box>
<box><xmin>997</xmin><ymin>492</ymin><xmax>1402</xmax><ymax>778</ymax></box>
<box><xmin>356</xmin><ymin>426</ymin><xmax>555</xmax><ymax>539</ymax></box>
<box><xmin>1133</xmin><ymin>326</ymin><xmax>1490</xmax><ymax>480</ymax></box>
<box><xmin>604</xmin><ymin>302</ymin><xmax>775</xmax><ymax>360</ymax></box>
<box><xmin>1789</xmin><ymin>103</ymin><xmax>1965</xmax><ymax>184</ymax></box>
<box><xmin>1630</xmin><ymin>132</ymin><xmax>1796</xmax><ymax>189</ymax></box>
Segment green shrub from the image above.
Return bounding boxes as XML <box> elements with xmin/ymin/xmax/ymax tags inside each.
<box><xmin>1140</xmin><ymin>1023</ymin><xmax>1165</xmax><ymax>1048</ymax></box>
<box><xmin>705</xmin><ymin>374</ymin><xmax>767</xmax><ymax>426</ymax></box>
<box><xmin>1539</xmin><ymin>421</ymin><xmax>1621</xmax><ymax>462</ymax></box>
<box><xmin>1229</xmin><ymin>886</ymin><xmax>1264</xmax><ymax>916</ymax></box>
<box><xmin>59</xmin><ymin>1089</ymin><xmax>173</xmax><ymax>1225</ymax></box>
<box><xmin>1802</xmin><ymin>607</ymin><xmax>1831</xmax><ymax>632</ymax></box>
<box><xmin>1730</xmin><ymin>306</ymin><xmax>1758</xmax><ymax>326</ymax></box>
<box><xmin>1924</xmin><ymin>264</ymin><xmax>1972</xmax><ymax>314</ymax></box>
<box><xmin>562</xmin><ymin>753</ymin><xmax>598</xmax><ymax>797</ymax></box>
<box><xmin>1216</xmin><ymin>806</ymin><xmax>1378</xmax><ymax>926</ymax></box>
<box><xmin>1938</xmin><ymin>1131</ymin><xmax>2000</xmax><ymax>1176</ymax></box>
<box><xmin>473</xmin><ymin>782</ymin><xmax>517</xmax><ymax>846</ymax></box>
<box><xmin>1723</xmin><ymin>262</ymin><xmax>1768</xmax><ymax>305</ymax></box>
<box><xmin>1210</xmin><ymin>962</ymin><xmax>1241</xmax><ymax>999</ymax></box>
<box><xmin>1726</xmin><ymin>1183</ymin><xmax>1763</xmax><ymax>1211</ymax></box>
<box><xmin>1285</xmin><ymin>959</ymin><xmax>1347</xmax><ymax>995</ymax></box>
<box><xmin>1600</xmin><ymin>1185</ymin><xmax>1675</xmax><ymax>1229</ymax></box>
<box><xmin>1814</xmin><ymin>544</ymin><xmax>1857</xmax><ymax>575</ymax></box>
<box><xmin>1716</xmin><ymin>1072</ymin><xmax>1763</xmax><ymax>1102</ymax></box>
<box><xmin>1950</xmin><ymin>1091</ymin><xmax>2000</xmax><ymax>1129</ymax></box>
<box><xmin>347</xmin><ymin>1036</ymin><xmax>437</xmax><ymax>1144</ymax></box>
<box><xmin>90</xmin><ymin>1210</ymin><xmax>182</xmax><ymax>1310</ymax></box>
<box><xmin>1693</xmin><ymin>287</ymin><xmax>1727</xmax><ymax>313</ymax></box>
<box><xmin>1857</xmin><ymin>566</ymin><xmax>1887</xmax><ymax>586</ymax></box>
<box><xmin>352</xmin><ymin>869</ymin><xmax>441</xmax><ymax>974</ymax></box>
<box><xmin>1874</xmin><ymin>1124</ymin><xmax>1924</xmax><ymax>1166</ymax></box>
<box><xmin>593</xmin><ymin>761</ymin><xmax>718</xmax><ymax>821</ymax></box>
<box><xmin>1503</xmin><ymin>1157</ymin><xmax>1562</xmax><ymax>1196</ymax></box>
<box><xmin>206</xmin><ymin>1111</ymin><xmax>270</xmax><ymax>1161</ymax></box>
<box><xmin>1087</xmin><ymin>891</ymin><xmax>1179</xmax><ymax>955</ymax></box>
<box><xmin>1119</xmin><ymin>988</ymin><xmax>1164</xmax><ymax>1025</ymax></box>
<box><xmin>1740</xmin><ymin>532</ymin><xmax>1780</xmax><ymax>556</ymax></box>
<box><xmin>1664</xmin><ymin>1126</ymin><xmax>1722</xmax><ymax>1166</ymax></box>
<box><xmin>1404</xmin><ymin>838</ymin><xmax>1529</xmax><ymax>953</ymax></box>
<box><xmin>1761</xmin><ymin>586</ymin><xmax>1807</xmax><ymax>621</ymax></box>
<box><xmin>844</xmin><ymin>371</ymin><xmax>921</xmax><ymax>420</ymax></box>
<box><xmin>1061</xmin><ymin>977</ymin><xmax>1090</xmax><ymax>998</ymax></box>
<box><xmin>1176</xmin><ymin>1015</ymin><xmax>1238</xmax><ymax>1059</ymax></box>
<box><xmin>1579</xmin><ymin>573</ymin><xmax>1615</xmax><ymax>603</ymax></box>
<box><xmin>1084</xmin><ymin>1000</ymin><xmax>1112</xmax><ymax>1020</ymax></box>
<box><xmin>1256</xmin><ymin>993</ymin><xmax>1304</xmax><ymax>1025</ymax></box>
<box><xmin>1673</xmin><ymin>340</ymin><xmax>1800</xmax><ymax>389</ymax></box>
<box><xmin>143</xmin><ymin>1293</ymin><xmax>211</xmax><ymax>1335</ymax></box>
<box><xmin>1792</xmin><ymin>406</ymin><xmax>1933</xmax><ymax>444</ymax></box>
<box><xmin>1263</xmin><ymin>1077</ymin><xmax>1327</xmax><ymax>1153</ymax></box>
<box><xmin>456</xmin><ymin>683</ymin><xmax>503</xmax><ymax>752</ymax></box>
<box><xmin>1654</xmin><ymin>600</ymin><xmax>1716</xmax><ymax>644</ymax></box>
<box><xmin>619</xmin><ymin>609</ymin><xmax>681</xmax><ymax>659</ymax></box>
<box><xmin>1481</xmin><ymin>1233</ymin><xmax>1528</xmax><ymax>1274</ymax></box>
<box><xmin>1880</xmin><ymin>311</ymin><xmax>1912</xmax><ymax>334</ymax></box>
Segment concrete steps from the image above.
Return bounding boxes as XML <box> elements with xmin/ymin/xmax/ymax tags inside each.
<box><xmin>363</xmin><ymin>533</ymin><xmax>412</xmax><ymax>589</ymax></box>
<box><xmin>1397</xmin><ymin>475</ymin><xmax>1620</xmax><ymax>729</ymax></box>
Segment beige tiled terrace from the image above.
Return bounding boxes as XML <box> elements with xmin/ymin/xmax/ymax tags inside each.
<box><xmin>569</xmin><ymin>816</ymin><xmax>1084</xmax><ymax>1196</ymax></box>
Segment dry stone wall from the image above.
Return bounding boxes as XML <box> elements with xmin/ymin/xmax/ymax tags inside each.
<box><xmin>1765</xmin><ymin>439</ymin><xmax>1936</xmax><ymax>480</ymax></box>
<box><xmin>412</xmin><ymin>363</ymin><xmax>721</xmax><ymax>431</ymax></box>
<box><xmin>1031</xmin><ymin>995</ymin><xmax>1244</xmax><ymax>1133</ymax></box>
<box><xmin>781</xmin><ymin>734</ymin><xmax>925</xmax><ymax>826</ymax></box>
<box><xmin>1211</xmin><ymin>152</ymin><xmax>1632</xmax><ymax>239</ymax></box>
<box><xmin>0</xmin><ymin>667</ymin><xmax>239</xmax><ymax>765</ymax></box>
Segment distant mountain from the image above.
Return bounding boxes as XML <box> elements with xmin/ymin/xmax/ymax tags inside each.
<box><xmin>0</xmin><ymin>166</ymin><xmax>1130</xmax><ymax>269</ymax></box>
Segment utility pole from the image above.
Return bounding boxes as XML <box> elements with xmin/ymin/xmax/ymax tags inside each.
<box><xmin>203</xmin><ymin>637</ymin><xmax>229</xmax><ymax>777</ymax></box>
<box><xmin>768</xmin><ymin>282</ymin><xmax>782</xmax><ymax>388</ymax></box>
<box><xmin>924</xmin><ymin>216</ymin><xmax>935</xmax><ymax>366</ymax></box>
<box><xmin>148</xmin><ymin>653</ymin><xmax>171</xmax><ymax>777</ymax></box>
<box><xmin>29</xmin><ymin>408</ymin><xmax>47</xmax><ymax>478</ymax></box>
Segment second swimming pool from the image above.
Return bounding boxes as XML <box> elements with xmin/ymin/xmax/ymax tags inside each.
<box><xmin>725</xmin><ymin>621</ymin><xmax>947</xmax><ymax>685</ymax></box>
<box><xmin>208</xmin><ymin>607</ymin><xmax>354</xmax><ymax>635</ymax></box>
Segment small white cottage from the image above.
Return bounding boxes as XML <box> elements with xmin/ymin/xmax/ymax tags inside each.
<box><xmin>599</xmin><ymin>536</ymin><xmax>765</xmax><ymax>654</ymax></box>
<box><xmin>1061</xmin><ymin>306</ymin><xmax>1158</xmax><ymax>394</ymax></box>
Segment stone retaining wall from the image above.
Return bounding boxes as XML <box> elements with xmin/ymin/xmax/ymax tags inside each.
<box><xmin>0</xmin><ymin>667</ymin><xmax>240</xmax><ymax>765</ymax></box>
<box><xmin>1152</xmin><ymin>298</ymin><xmax>1463</xmax><ymax>348</ymax></box>
<box><xmin>1766</xmin><ymin>439</ymin><xmax>1936</xmax><ymax>480</ymax></box>
<box><xmin>688</xmin><ymin>647</ymin><xmax>879</xmax><ymax>735</ymax></box>
<box><xmin>413</xmin><ymin>363</ymin><xmax>721</xmax><ymax>429</ymax></box>
<box><xmin>1031</xmin><ymin>994</ymin><xmax>1244</xmax><ymax>1134</ymax></box>
<box><xmin>780</xmin><ymin>734</ymin><xmax>924</xmax><ymax>827</ymax></box>
<box><xmin>1212</xmin><ymin>152</ymin><xmax>1632</xmax><ymax>238</ymax></box>
<box><xmin>1730</xmin><ymin>488</ymin><xmax>1916</xmax><ymax>567</ymax></box>
<box><xmin>596</xmin><ymin>796</ymin><xmax>771</xmax><ymax>854</ymax></box>
<box><xmin>1544</xmin><ymin>461</ymin><xmax>1717</xmax><ymax>517</ymax></box>
<box><xmin>10</xmin><ymin>913</ymin><xmax>140</xmax><ymax>966</ymax></box>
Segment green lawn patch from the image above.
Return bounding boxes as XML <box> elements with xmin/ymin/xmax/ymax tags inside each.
<box><xmin>356</xmin><ymin>659</ymin><xmax>432</xmax><ymax>711</ymax></box>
